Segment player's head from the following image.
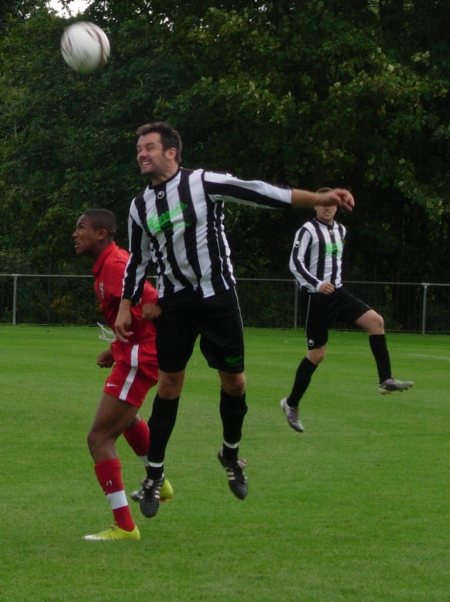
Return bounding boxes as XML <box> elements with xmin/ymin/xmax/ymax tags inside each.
<box><xmin>136</xmin><ymin>121</ymin><xmax>182</xmax><ymax>181</ymax></box>
<box><xmin>73</xmin><ymin>208</ymin><xmax>116</xmax><ymax>257</ymax></box>
<box><xmin>315</xmin><ymin>187</ymin><xmax>337</xmax><ymax>223</ymax></box>
<box><xmin>136</xmin><ymin>121</ymin><xmax>182</xmax><ymax>162</ymax></box>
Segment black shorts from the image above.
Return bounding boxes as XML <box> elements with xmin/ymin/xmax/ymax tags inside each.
<box><xmin>302</xmin><ymin>286</ymin><xmax>371</xmax><ymax>349</ymax></box>
<box><xmin>155</xmin><ymin>288</ymin><xmax>245</xmax><ymax>373</ymax></box>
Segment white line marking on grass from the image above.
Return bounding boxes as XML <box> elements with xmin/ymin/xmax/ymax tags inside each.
<box><xmin>408</xmin><ymin>354</ymin><xmax>450</xmax><ymax>362</ymax></box>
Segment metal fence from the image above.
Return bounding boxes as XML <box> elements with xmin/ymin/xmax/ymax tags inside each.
<box><xmin>0</xmin><ymin>273</ymin><xmax>449</xmax><ymax>333</ymax></box>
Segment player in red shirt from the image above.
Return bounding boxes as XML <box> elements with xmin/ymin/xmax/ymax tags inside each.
<box><xmin>73</xmin><ymin>208</ymin><xmax>173</xmax><ymax>541</ymax></box>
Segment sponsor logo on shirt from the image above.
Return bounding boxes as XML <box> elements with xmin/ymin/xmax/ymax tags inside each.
<box><xmin>324</xmin><ymin>241</ymin><xmax>343</xmax><ymax>256</ymax></box>
<box><xmin>147</xmin><ymin>202</ymin><xmax>188</xmax><ymax>234</ymax></box>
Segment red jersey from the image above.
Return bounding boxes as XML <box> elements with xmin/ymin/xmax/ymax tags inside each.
<box><xmin>92</xmin><ymin>242</ymin><xmax>157</xmax><ymax>344</ymax></box>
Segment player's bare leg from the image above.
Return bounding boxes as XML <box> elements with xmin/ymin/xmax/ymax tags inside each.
<box><xmin>84</xmin><ymin>394</ymin><xmax>140</xmax><ymax>540</ymax></box>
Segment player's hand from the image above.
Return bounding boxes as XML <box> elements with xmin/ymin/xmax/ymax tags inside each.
<box><xmin>319</xmin><ymin>282</ymin><xmax>335</xmax><ymax>295</ymax></box>
<box><xmin>142</xmin><ymin>302</ymin><xmax>162</xmax><ymax>321</ymax></box>
<box><xmin>320</xmin><ymin>189</ymin><xmax>355</xmax><ymax>211</ymax></box>
<box><xmin>114</xmin><ymin>302</ymin><xmax>134</xmax><ymax>342</ymax></box>
<box><xmin>97</xmin><ymin>349</ymin><xmax>114</xmax><ymax>368</ymax></box>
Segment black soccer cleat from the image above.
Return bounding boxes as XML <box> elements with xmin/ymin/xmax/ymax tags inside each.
<box><xmin>130</xmin><ymin>478</ymin><xmax>174</xmax><ymax>503</ymax></box>
<box><xmin>139</xmin><ymin>475</ymin><xmax>165</xmax><ymax>518</ymax></box>
<box><xmin>218</xmin><ymin>451</ymin><xmax>248</xmax><ymax>500</ymax></box>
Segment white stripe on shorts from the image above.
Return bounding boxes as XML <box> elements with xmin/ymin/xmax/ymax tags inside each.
<box><xmin>119</xmin><ymin>344</ymin><xmax>139</xmax><ymax>400</ymax></box>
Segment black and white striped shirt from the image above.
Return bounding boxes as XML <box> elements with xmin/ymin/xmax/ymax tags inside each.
<box><xmin>290</xmin><ymin>218</ymin><xmax>346</xmax><ymax>293</ymax></box>
<box><xmin>123</xmin><ymin>167</ymin><xmax>292</xmax><ymax>301</ymax></box>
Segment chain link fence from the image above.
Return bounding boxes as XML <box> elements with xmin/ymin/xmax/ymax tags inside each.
<box><xmin>0</xmin><ymin>274</ymin><xmax>449</xmax><ymax>333</ymax></box>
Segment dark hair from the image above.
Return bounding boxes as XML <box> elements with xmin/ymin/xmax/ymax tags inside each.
<box><xmin>82</xmin><ymin>208</ymin><xmax>117</xmax><ymax>237</ymax></box>
<box><xmin>136</xmin><ymin>121</ymin><xmax>182</xmax><ymax>163</ymax></box>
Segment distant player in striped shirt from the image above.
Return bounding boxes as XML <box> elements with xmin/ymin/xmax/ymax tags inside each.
<box><xmin>280</xmin><ymin>190</ymin><xmax>414</xmax><ymax>433</ymax></box>
<box><xmin>114</xmin><ymin>122</ymin><xmax>355</xmax><ymax>517</ymax></box>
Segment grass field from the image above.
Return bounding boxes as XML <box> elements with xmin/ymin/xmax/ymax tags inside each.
<box><xmin>1</xmin><ymin>325</ymin><xmax>449</xmax><ymax>601</ymax></box>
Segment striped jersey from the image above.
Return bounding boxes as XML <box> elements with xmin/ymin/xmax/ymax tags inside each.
<box><xmin>289</xmin><ymin>218</ymin><xmax>346</xmax><ymax>293</ymax></box>
<box><xmin>123</xmin><ymin>167</ymin><xmax>292</xmax><ymax>301</ymax></box>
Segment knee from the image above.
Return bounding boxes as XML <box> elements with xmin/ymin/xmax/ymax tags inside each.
<box><xmin>366</xmin><ymin>311</ymin><xmax>385</xmax><ymax>334</ymax></box>
<box><xmin>158</xmin><ymin>370</ymin><xmax>184</xmax><ymax>398</ymax></box>
<box><xmin>374</xmin><ymin>312</ymin><xmax>385</xmax><ymax>331</ymax></box>
<box><xmin>221</xmin><ymin>372</ymin><xmax>246</xmax><ymax>396</ymax></box>
<box><xmin>87</xmin><ymin>428</ymin><xmax>116</xmax><ymax>459</ymax></box>
<box><xmin>87</xmin><ymin>429</ymin><xmax>100</xmax><ymax>456</ymax></box>
<box><xmin>307</xmin><ymin>347</ymin><xmax>326</xmax><ymax>365</ymax></box>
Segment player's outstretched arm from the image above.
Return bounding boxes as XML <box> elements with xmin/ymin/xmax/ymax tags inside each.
<box><xmin>291</xmin><ymin>188</ymin><xmax>355</xmax><ymax>211</ymax></box>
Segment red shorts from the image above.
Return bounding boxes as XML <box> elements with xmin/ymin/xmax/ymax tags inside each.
<box><xmin>103</xmin><ymin>340</ymin><xmax>158</xmax><ymax>408</ymax></box>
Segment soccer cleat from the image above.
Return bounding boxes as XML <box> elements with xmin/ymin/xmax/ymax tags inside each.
<box><xmin>378</xmin><ymin>378</ymin><xmax>415</xmax><ymax>395</ymax></box>
<box><xmin>160</xmin><ymin>477</ymin><xmax>174</xmax><ymax>501</ymax></box>
<box><xmin>139</xmin><ymin>475</ymin><xmax>165</xmax><ymax>518</ymax></box>
<box><xmin>218</xmin><ymin>451</ymin><xmax>248</xmax><ymax>500</ymax></box>
<box><xmin>130</xmin><ymin>478</ymin><xmax>174</xmax><ymax>503</ymax></box>
<box><xmin>83</xmin><ymin>525</ymin><xmax>140</xmax><ymax>541</ymax></box>
<box><xmin>280</xmin><ymin>398</ymin><xmax>304</xmax><ymax>433</ymax></box>
<box><xmin>130</xmin><ymin>489</ymin><xmax>141</xmax><ymax>502</ymax></box>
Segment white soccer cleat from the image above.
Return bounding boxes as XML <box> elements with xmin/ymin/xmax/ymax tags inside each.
<box><xmin>378</xmin><ymin>378</ymin><xmax>414</xmax><ymax>394</ymax></box>
<box><xmin>280</xmin><ymin>398</ymin><xmax>304</xmax><ymax>432</ymax></box>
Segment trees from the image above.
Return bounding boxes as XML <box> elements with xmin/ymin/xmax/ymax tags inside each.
<box><xmin>0</xmin><ymin>0</ymin><xmax>448</xmax><ymax>281</ymax></box>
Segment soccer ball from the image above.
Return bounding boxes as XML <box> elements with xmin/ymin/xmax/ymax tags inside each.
<box><xmin>60</xmin><ymin>21</ymin><xmax>110</xmax><ymax>74</ymax></box>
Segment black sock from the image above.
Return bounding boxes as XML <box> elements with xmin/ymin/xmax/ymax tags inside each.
<box><xmin>287</xmin><ymin>357</ymin><xmax>317</xmax><ymax>407</ymax></box>
<box><xmin>147</xmin><ymin>394</ymin><xmax>179</xmax><ymax>479</ymax></box>
<box><xmin>219</xmin><ymin>389</ymin><xmax>247</xmax><ymax>461</ymax></box>
<box><xmin>369</xmin><ymin>334</ymin><xmax>392</xmax><ymax>383</ymax></box>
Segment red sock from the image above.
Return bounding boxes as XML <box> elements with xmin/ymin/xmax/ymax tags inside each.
<box><xmin>94</xmin><ymin>458</ymin><xmax>135</xmax><ymax>532</ymax></box>
<box><xmin>123</xmin><ymin>418</ymin><xmax>150</xmax><ymax>458</ymax></box>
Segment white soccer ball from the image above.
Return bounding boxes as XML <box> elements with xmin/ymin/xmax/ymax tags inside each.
<box><xmin>60</xmin><ymin>21</ymin><xmax>110</xmax><ymax>74</ymax></box>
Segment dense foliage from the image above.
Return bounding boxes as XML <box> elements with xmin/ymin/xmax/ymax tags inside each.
<box><xmin>0</xmin><ymin>0</ymin><xmax>449</xmax><ymax>281</ymax></box>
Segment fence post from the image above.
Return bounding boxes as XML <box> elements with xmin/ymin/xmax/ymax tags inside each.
<box><xmin>294</xmin><ymin>283</ymin><xmax>298</xmax><ymax>329</ymax></box>
<box><xmin>12</xmin><ymin>274</ymin><xmax>18</xmax><ymax>326</ymax></box>
<box><xmin>421</xmin><ymin>283</ymin><xmax>429</xmax><ymax>335</ymax></box>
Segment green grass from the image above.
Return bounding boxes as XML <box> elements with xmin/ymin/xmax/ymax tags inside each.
<box><xmin>1</xmin><ymin>325</ymin><xmax>449</xmax><ymax>601</ymax></box>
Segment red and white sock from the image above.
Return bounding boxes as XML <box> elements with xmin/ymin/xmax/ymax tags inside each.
<box><xmin>94</xmin><ymin>458</ymin><xmax>135</xmax><ymax>532</ymax></box>
<box><xmin>123</xmin><ymin>417</ymin><xmax>150</xmax><ymax>466</ymax></box>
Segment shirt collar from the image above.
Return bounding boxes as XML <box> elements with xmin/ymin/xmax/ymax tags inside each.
<box><xmin>92</xmin><ymin>242</ymin><xmax>118</xmax><ymax>276</ymax></box>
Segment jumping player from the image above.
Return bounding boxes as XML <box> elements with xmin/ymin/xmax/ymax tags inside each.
<box><xmin>280</xmin><ymin>194</ymin><xmax>414</xmax><ymax>433</ymax></box>
<box><xmin>113</xmin><ymin>122</ymin><xmax>355</xmax><ymax>519</ymax></box>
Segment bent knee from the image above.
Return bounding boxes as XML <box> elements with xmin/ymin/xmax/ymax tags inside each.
<box><xmin>87</xmin><ymin>428</ymin><xmax>117</xmax><ymax>458</ymax></box>
<box><xmin>307</xmin><ymin>347</ymin><xmax>326</xmax><ymax>365</ymax></box>
<box><xmin>359</xmin><ymin>309</ymin><xmax>384</xmax><ymax>333</ymax></box>
<box><xmin>158</xmin><ymin>370</ymin><xmax>184</xmax><ymax>398</ymax></box>
<box><xmin>373</xmin><ymin>312</ymin><xmax>385</xmax><ymax>331</ymax></box>
<box><xmin>220</xmin><ymin>371</ymin><xmax>246</xmax><ymax>396</ymax></box>
<box><xmin>87</xmin><ymin>430</ymin><xmax>101</xmax><ymax>455</ymax></box>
